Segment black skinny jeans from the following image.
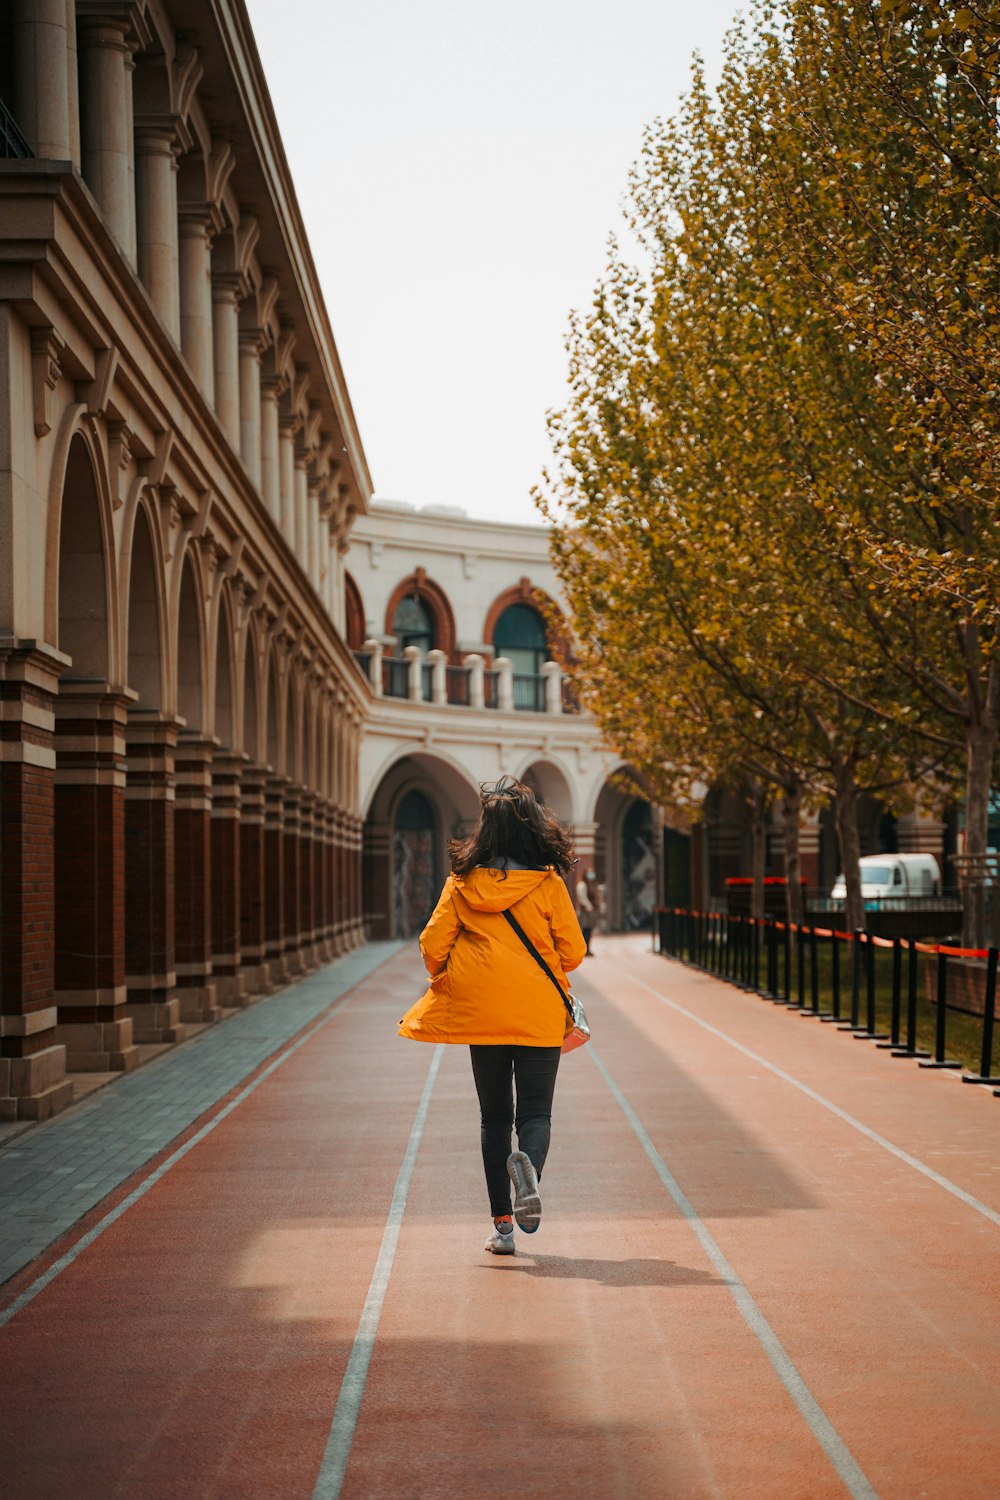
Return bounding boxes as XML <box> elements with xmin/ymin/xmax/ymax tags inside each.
<box><xmin>469</xmin><ymin>1044</ymin><xmax>561</xmax><ymax>1218</ymax></box>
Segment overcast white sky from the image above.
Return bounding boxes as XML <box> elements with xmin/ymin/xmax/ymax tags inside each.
<box><xmin>244</xmin><ymin>1</ymin><xmax>742</xmax><ymax>526</ymax></box>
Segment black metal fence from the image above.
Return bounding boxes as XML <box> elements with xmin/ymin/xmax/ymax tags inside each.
<box><xmin>656</xmin><ymin>907</ymin><xmax>1000</xmax><ymax>1094</ymax></box>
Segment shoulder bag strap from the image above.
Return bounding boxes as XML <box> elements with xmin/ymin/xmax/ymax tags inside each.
<box><xmin>502</xmin><ymin>909</ymin><xmax>575</xmax><ymax>1021</ymax></box>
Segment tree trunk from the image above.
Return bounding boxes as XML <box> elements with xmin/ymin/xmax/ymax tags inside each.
<box><xmin>961</xmin><ymin>718</ymin><xmax>998</xmax><ymax>948</ymax></box>
<box><xmin>783</xmin><ymin>780</ymin><xmax>805</xmax><ymax>926</ymax></box>
<box><xmin>749</xmin><ymin>779</ymin><xmax>768</xmax><ymax>921</ymax></box>
<box><xmin>832</xmin><ymin>758</ymin><xmax>864</xmax><ymax>934</ymax></box>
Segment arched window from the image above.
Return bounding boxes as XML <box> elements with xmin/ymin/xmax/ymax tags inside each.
<box><xmin>494</xmin><ymin>603</ymin><xmax>547</xmax><ymax>675</ymax></box>
<box><xmin>391</xmin><ymin>593</ymin><xmax>435</xmax><ymax>655</ymax></box>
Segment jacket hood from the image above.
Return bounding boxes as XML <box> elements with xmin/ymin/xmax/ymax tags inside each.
<box><xmin>453</xmin><ymin>867</ymin><xmax>551</xmax><ymax>913</ymax></box>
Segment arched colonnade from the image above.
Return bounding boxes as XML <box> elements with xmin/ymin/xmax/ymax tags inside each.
<box><xmin>4</xmin><ymin>416</ymin><xmax>365</xmax><ymax>1111</ymax></box>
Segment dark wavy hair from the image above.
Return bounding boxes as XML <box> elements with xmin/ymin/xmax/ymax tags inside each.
<box><xmin>449</xmin><ymin>775</ymin><xmax>575</xmax><ymax>877</ymax></box>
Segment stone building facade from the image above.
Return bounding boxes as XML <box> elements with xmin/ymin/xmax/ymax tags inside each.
<box><xmin>343</xmin><ymin>503</ymin><xmax>657</xmax><ymax>941</ymax></box>
<box><xmin>0</xmin><ymin>0</ymin><xmax>371</xmax><ymax>1121</ymax></box>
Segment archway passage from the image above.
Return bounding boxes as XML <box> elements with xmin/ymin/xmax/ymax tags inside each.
<box><xmin>123</xmin><ymin>504</ymin><xmax>181</xmax><ymax>1048</ymax></box>
<box><xmin>594</xmin><ymin>774</ymin><xmax>658</xmax><ymax>932</ymax></box>
<box><xmin>363</xmin><ymin>751</ymin><xmax>479</xmax><ymax>939</ymax></box>
<box><xmin>52</xmin><ymin>434</ymin><xmax>137</xmax><ymax>1075</ymax></box>
<box><xmin>622</xmin><ymin>799</ymin><xmax>655</xmax><ymax>931</ymax></box>
<box><xmin>393</xmin><ymin>789</ymin><xmax>437</xmax><ymax>939</ymax></box>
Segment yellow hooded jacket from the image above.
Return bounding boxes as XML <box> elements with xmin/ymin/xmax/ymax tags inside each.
<box><xmin>397</xmin><ymin>867</ymin><xmax>587</xmax><ymax>1047</ymax></box>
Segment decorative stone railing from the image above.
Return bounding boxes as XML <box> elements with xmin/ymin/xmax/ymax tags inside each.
<box><xmin>352</xmin><ymin>641</ymin><xmax>571</xmax><ymax>714</ymax></box>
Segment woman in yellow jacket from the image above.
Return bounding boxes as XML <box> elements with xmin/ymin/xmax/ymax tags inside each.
<box><xmin>398</xmin><ymin>776</ymin><xmax>587</xmax><ymax>1255</ymax></box>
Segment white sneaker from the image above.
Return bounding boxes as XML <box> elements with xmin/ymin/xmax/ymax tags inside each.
<box><xmin>507</xmin><ymin>1151</ymin><xmax>541</xmax><ymax>1233</ymax></box>
<box><xmin>484</xmin><ymin>1216</ymin><xmax>516</xmax><ymax>1254</ymax></box>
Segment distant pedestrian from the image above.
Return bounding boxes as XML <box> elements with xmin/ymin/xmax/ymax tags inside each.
<box><xmin>398</xmin><ymin>775</ymin><xmax>587</xmax><ymax>1256</ymax></box>
<box><xmin>576</xmin><ymin>868</ymin><xmax>602</xmax><ymax>955</ymax></box>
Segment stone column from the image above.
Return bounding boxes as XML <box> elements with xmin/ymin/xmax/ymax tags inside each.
<box><xmin>211</xmin><ymin>273</ymin><xmax>241</xmax><ymax>450</ymax></box>
<box><xmin>349</xmin><ymin>811</ymin><xmax>365</xmax><ymax>945</ymax></box>
<box><xmin>264</xmin><ymin>775</ymin><xmax>288</xmax><ymax>986</ymax></box>
<box><xmin>124</xmin><ymin>714</ymin><xmax>185</xmax><ymax>1043</ymax></box>
<box><xmin>178</xmin><ymin>207</ymin><xmax>216</xmax><ymax>401</ymax></box>
<box><xmin>465</xmin><ymin>652</ymin><xmax>485</xmax><ymax>709</ymax></box>
<box><xmin>0</xmin><ymin>643</ymin><xmax>74</xmax><ymax>1122</ymax></box>
<box><xmin>238</xmin><ymin>767</ymin><xmax>269</xmax><ymax>995</ymax></box>
<box><xmin>404</xmin><ymin>645</ymin><xmax>422</xmax><ymax>702</ymax></box>
<box><xmin>11</xmin><ymin>0</ymin><xmax>74</xmax><ymax>162</ymax></box>
<box><xmin>173</xmin><ymin>736</ymin><xmax>219</xmax><ymax>1025</ymax></box>
<box><xmin>209</xmin><ymin>751</ymin><xmax>246</xmax><ymax>1007</ymax></box>
<box><xmin>426</xmin><ymin>649</ymin><xmax>447</xmax><ymax>705</ymax></box>
<box><xmin>53</xmin><ymin>686</ymin><xmax>138</xmax><ymax>1073</ymax></box>
<box><xmin>495</xmin><ymin>656</ymin><xmax>514</xmax><ymax>712</ymax></box>
<box><xmin>293</xmin><ymin>450</ymin><xmax>310</xmax><ymax>568</ymax></box>
<box><xmin>78</xmin><ymin>14</ymin><xmax>137</xmax><ymax>260</ymax></box>
<box><xmin>542</xmin><ymin>659</ymin><xmax>562</xmax><ymax>714</ymax></box>
<box><xmin>66</xmin><ymin>0</ymin><xmax>81</xmax><ymax>167</ymax></box>
<box><xmin>320</xmin><ymin>802</ymin><xmax>336</xmax><ymax>959</ymax></box>
<box><xmin>278</xmin><ymin>415</ymin><xmax>297</xmax><ymax>542</ymax></box>
<box><xmin>283</xmin><ymin>784</ymin><xmax>304</xmax><ymax>973</ymax></box>
<box><xmin>134</xmin><ymin>122</ymin><xmax>181</xmax><ymax>339</ymax></box>
<box><xmin>260</xmin><ymin>377</ymin><xmax>281</xmax><ymax>521</ymax></box>
<box><xmin>362</xmin><ymin>638</ymin><xmax>384</xmax><ymax>696</ymax></box>
<box><xmin>238</xmin><ymin>331</ymin><xmax>264</xmax><ymax>489</ymax></box>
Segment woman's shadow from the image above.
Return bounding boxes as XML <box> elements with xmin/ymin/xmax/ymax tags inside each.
<box><xmin>481</xmin><ymin>1255</ymin><xmax>722</xmax><ymax>1288</ymax></box>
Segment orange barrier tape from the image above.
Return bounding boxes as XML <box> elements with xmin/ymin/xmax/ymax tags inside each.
<box><xmin>654</xmin><ymin>908</ymin><xmax>993</xmax><ymax>960</ymax></box>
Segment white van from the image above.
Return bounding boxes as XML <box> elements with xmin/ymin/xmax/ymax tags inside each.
<box><xmin>830</xmin><ymin>853</ymin><xmax>941</xmax><ymax>901</ymax></box>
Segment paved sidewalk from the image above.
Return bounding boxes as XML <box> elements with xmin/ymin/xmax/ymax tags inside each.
<box><xmin>0</xmin><ymin>942</ymin><xmax>401</xmax><ymax>1288</ymax></box>
<box><xmin>3</xmin><ymin>935</ymin><xmax>1000</xmax><ymax>1499</ymax></box>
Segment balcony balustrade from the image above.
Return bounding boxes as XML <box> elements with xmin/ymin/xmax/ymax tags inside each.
<box><xmin>355</xmin><ymin>642</ymin><xmax>571</xmax><ymax>714</ymax></box>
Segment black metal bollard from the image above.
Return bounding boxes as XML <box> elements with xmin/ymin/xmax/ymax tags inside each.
<box><xmin>963</xmin><ymin>948</ymin><xmax>1000</xmax><ymax>1086</ymax></box>
<box><xmin>920</xmin><ymin>949</ymin><xmax>962</xmax><ymax>1069</ymax></box>
<box><xmin>810</xmin><ymin>926</ymin><xmax>820</xmax><ymax>1014</ymax></box>
<box><xmin>845</xmin><ymin>930</ymin><xmax>862</xmax><ymax>1029</ymax></box>
<box><xmin>857</xmin><ymin>932</ymin><xmax>889</xmax><ymax>1040</ymax></box>
<box><xmin>892</xmin><ymin>939</ymin><xmax>930</xmax><ymax>1058</ymax></box>
<box><xmin>877</xmin><ymin>938</ymin><xmax>903</xmax><ymax>1050</ymax></box>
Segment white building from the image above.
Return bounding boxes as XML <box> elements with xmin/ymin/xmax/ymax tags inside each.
<box><xmin>344</xmin><ymin>503</ymin><xmax>659</xmax><ymax>939</ymax></box>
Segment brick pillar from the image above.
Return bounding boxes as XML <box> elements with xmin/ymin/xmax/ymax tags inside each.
<box><xmin>349</xmin><ymin>813</ymin><xmax>365</xmax><ymax>945</ymax></box>
<box><xmin>173</xmin><ymin>735</ymin><xmax>219</xmax><ymax>1025</ymax></box>
<box><xmin>211</xmin><ymin>750</ymin><xmax>247</xmax><ymax>1007</ymax></box>
<box><xmin>283</xmin><ymin>785</ymin><xmax>304</xmax><ymax>973</ymax></box>
<box><xmin>334</xmin><ymin>807</ymin><xmax>348</xmax><ymax>950</ymax></box>
<box><xmin>238</xmin><ymin>767</ymin><xmax>268</xmax><ymax>995</ymax></box>
<box><xmin>53</xmin><ymin>686</ymin><xmax>138</xmax><ymax>1073</ymax></box>
<box><xmin>319</xmin><ymin>801</ymin><xmax>335</xmax><ymax>959</ymax></box>
<box><xmin>264</xmin><ymin>775</ymin><xmax>288</xmax><ymax>986</ymax></box>
<box><xmin>0</xmin><ymin>642</ymin><xmax>73</xmax><ymax>1122</ymax></box>
<box><xmin>299</xmin><ymin>792</ymin><xmax>317</xmax><ymax>966</ymax></box>
<box><xmin>124</xmin><ymin>715</ymin><xmax>185</xmax><ymax>1044</ymax></box>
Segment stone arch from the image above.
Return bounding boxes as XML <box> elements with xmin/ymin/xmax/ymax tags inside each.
<box><xmin>593</xmin><ymin>767</ymin><xmax>658</xmax><ymax>932</ymax></box>
<box><xmin>363</xmin><ymin>750</ymin><xmax>481</xmax><ymax>939</ymax></box>
<box><xmin>483</xmin><ymin>580</ymin><xmax>570</xmax><ymax>663</ymax></box>
<box><xmin>125</xmin><ymin>500</ymin><xmax>165</xmax><ymax>709</ymax></box>
<box><xmin>515</xmin><ymin>755</ymin><xmax>575</xmax><ymax>824</ymax></box>
<box><xmin>344</xmin><ymin>570</ymin><xmax>365</xmax><ymax>650</ymax></box>
<box><xmin>55</xmin><ymin>431</ymin><xmax>113</xmax><ymax>683</ymax></box>
<box><xmin>265</xmin><ymin>651</ymin><xmax>280</xmax><ymax>770</ymax></box>
<box><xmin>45</xmin><ymin>408</ymin><xmax>118</xmax><ymax>678</ymax></box>
<box><xmin>384</xmin><ymin>570</ymin><xmax>457</xmax><ymax>660</ymax></box>
<box><xmin>213</xmin><ymin>588</ymin><xmax>237</xmax><ymax>749</ymax></box>
<box><xmin>284</xmin><ymin>669</ymin><xmax>299</xmax><ymax>782</ymax></box>
<box><xmin>242</xmin><ymin>622</ymin><xmax>261</xmax><ymax>763</ymax></box>
<box><xmin>176</xmin><ymin>553</ymin><xmax>205</xmax><ymax>732</ymax></box>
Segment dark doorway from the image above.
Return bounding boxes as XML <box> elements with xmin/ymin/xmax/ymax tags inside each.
<box><xmin>393</xmin><ymin>789</ymin><xmax>438</xmax><ymax>937</ymax></box>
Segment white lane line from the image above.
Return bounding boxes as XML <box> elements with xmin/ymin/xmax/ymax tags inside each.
<box><xmin>312</xmin><ymin>1043</ymin><xmax>443</xmax><ymax>1500</ymax></box>
<box><xmin>625</xmin><ymin>965</ymin><xmax>1000</xmax><ymax>1232</ymax></box>
<box><xmin>0</xmin><ymin>974</ymin><xmax>377</xmax><ymax>1329</ymax></box>
<box><xmin>589</xmin><ymin>1042</ymin><xmax>880</xmax><ymax>1500</ymax></box>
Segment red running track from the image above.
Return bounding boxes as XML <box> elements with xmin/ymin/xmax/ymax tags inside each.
<box><xmin>2</xmin><ymin>936</ymin><xmax>1000</xmax><ymax>1499</ymax></box>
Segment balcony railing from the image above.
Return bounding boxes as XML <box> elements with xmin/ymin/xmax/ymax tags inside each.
<box><xmin>356</xmin><ymin>644</ymin><xmax>572</xmax><ymax>714</ymax></box>
<box><xmin>0</xmin><ymin>99</ymin><xmax>32</xmax><ymax>160</ymax></box>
